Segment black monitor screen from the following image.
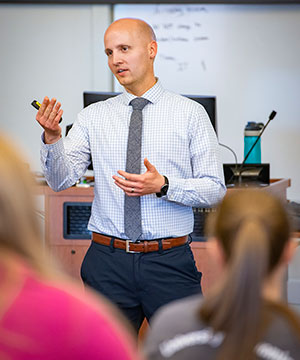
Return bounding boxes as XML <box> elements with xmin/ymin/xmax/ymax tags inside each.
<box><xmin>83</xmin><ymin>91</ymin><xmax>120</xmax><ymax>107</ymax></box>
<box><xmin>83</xmin><ymin>91</ymin><xmax>217</xmax><ymax>134</ymax></box>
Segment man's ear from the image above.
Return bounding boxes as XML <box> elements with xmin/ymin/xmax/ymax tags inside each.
<box><xmin>149</xmin><ymin>40</ymin><xmax>157</xmax><ymax>60</ymax></box>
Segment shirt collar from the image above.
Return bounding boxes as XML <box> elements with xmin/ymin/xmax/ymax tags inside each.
<box><xmin>120</xmin><ymin>78</ymin><xmax>165</xmax><ymax>106</ymax></box>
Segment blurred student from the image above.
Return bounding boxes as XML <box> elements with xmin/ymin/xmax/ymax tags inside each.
<box><xmin>0</xmin><ymin>134</ymin><xmax>141</xmax><ymax>360</ymax></box>
<box><xmin>144</xmin><ymin>189</ymin><xmax>300</xmax><ymax>360</ymax></box>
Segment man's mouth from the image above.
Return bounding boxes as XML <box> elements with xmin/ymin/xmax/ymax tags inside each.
<box><xmin>117</xmin><ymin>69</ymin><xmax>128</xmax><ymax>74</ymax></box>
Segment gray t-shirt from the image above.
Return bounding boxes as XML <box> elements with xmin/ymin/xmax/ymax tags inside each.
<box><xmin>144</xmin><ymin>294</ymin><xmax>300</xmax><ymax>360</ymax></box>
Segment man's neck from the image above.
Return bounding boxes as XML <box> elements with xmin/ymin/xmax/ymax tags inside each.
<box><xmin>125</xmin><ymin>77</ymin><xmax>157</xmax><ymax>97</ymax></box>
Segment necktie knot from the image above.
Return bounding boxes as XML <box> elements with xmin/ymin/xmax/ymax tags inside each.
<box><xmin>130</xmin><ymin>97</ymin><xmax>149</xmax><ymax>111</ymax></box>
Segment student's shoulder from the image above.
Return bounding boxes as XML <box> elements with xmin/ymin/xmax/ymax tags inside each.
<box><xmin>145</xmin><ymin>294</ymin><xmax>204</xmax><ymax>357</ymax></box>
<box><xmin>150</xmin><ymin>294</ymin><xmax>203</xmax><ymax>331</ymax></box>
<box><xmin>261</xmin><ymin>303</ymin><xmax>300</xmax><ymax>357</ymax></box>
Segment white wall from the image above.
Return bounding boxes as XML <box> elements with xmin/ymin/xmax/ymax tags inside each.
<box><xmin>288</xmin><ymin>243</ymin><xmax>300</xmax><ymax>312</ymax></box>
<box><xmin>0</xmin><ymin>4</ymin><xmax>111</xmax><ymax>171</ymax></box>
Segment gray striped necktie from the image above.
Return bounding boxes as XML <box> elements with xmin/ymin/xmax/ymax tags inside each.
<box><xmin>124</xmin><ymin>97</ymin><xmax>149</xmax><ymax>242</ymax></box>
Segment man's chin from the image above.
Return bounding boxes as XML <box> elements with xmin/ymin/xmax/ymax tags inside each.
<box><xmin>115</xmin><ymin>74</ymin><xmax>132</xmax><ymax>85</ymax></box>
<box><xmin>116</xmin><ymin>78</ymin><xmax>129</xmax><ymax>86</ymax></box>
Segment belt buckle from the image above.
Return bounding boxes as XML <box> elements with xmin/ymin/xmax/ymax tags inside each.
<box><xmin>126</xmin><ymin>240</ymin><xmax>136</xmax><ymax>253</ymax></box>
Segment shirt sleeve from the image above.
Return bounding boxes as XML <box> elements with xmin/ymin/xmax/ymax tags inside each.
<box><xmin>166</xmin><ymin>105</ymin><xmax>226</xmax><ymax>208</ymax></box>
<box><xmin>40</xmin><ymin>111</ymin><xmax>91</xmax><ymax>191</ymax></box>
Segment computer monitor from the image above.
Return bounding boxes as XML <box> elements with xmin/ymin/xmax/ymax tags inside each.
<box><xmin>83</xmin><ymin>91</ymin><xmax>217</xmax><ymax>134</ymax></box>
<box><xmin>67</xmin><ymin>92</ymin><xmax>217</xmax><ymax>172</ymax></box>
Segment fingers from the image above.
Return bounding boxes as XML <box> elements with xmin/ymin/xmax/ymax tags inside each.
<box><xmin>124</xmin><ymin>191</ymin><xmax>138</xmax><ymax>197</ymax></box>
<box><xmin>38</xmin><ymin>96</ymin><xmax>50</xmax><ymax>117</ymax></box>
<box><xmin>48</xmin><ymin>101</ymin><xmax>62</xmax><ymax>122</ymax></box>
<box><xmin>55</xmin><ymin>109</ymin><xmax>64</xmax><ymax>123</ymax></box>
<box><xmin>113</xmin><ymin>175</ymin><xmax>141</xmax><ymax>192</ymax></box>
<box><xmin>118</xmin><ymin>159</ymin><xmax>156</xmax><ymax>179</ymax></box>
<box><xmin>36</xmin><ymin>96</ymin><xmax>63</xmax><ymax>144</ymax></box>
<box><xmin>114</xmin><ymin>160</ymin><xmax>160</xmax><ymax>196</ymax></box>
<box><xmin>36</xmin><ymin>96</ymin><xmax>62</xmax><ymax>128</ymax></box>
<box><xmin>117</xmin><ymin>170</ymin><xmax>139</xmax><ymax>181</ymax></box>
<box><xmin>113</xmin><ymin>177</ymin><xmax>140</xmax><ymax>196</ymax></box>
<box><xmin>144</xmin><ymin>158</ymin><xmax>156</xmax><ymax>172</ymax></box>
<box><xmin>43</xmin><ymin>98</ymin><xmax>59</xmax><ymax>122</ymax></box>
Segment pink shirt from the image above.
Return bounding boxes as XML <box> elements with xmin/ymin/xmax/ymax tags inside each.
<box><xmin>0</xmin><ymin>263</ymin><xmax>140</xmax><ymax>360</ymax></box>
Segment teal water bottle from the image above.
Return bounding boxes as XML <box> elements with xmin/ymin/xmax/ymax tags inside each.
<box><xmin>244</xmin><ymin>122</ymin><xmax>264</xmax><ymax>164</ymax></box>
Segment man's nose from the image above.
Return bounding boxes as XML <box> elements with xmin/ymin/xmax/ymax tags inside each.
<box><xmin>112</xmin><ymin>52</ymin><xmax>123</xmax><ymax>65</ymax></box>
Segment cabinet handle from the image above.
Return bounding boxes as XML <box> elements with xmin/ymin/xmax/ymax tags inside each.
<box><xmin>71</xmin><ymin>249</ymin><xmax>76</xmax><ymax>254</ymax></box>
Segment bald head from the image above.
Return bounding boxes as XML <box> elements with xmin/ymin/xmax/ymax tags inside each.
<box><xmin>104</xmin><ymin>17</ymin><xmax>158</xmax><ymax>96</ymax></box>
<box><xmin>105</xmin><ymin>18</ymin><xmax>156</xmax><ymax>43</ymax></box>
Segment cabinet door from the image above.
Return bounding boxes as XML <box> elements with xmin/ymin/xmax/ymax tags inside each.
<box><xmin>190</xmin><ymin>242</ymin><xmax>221</xmax><ymax>295</ymax></box>
<box><xmin>50</xmin><ymin>244</ymin><xmax>91</xmax><ymax>281</ymax></box>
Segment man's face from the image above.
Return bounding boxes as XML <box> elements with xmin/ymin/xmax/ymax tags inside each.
<box><xmin>104</xmin><ymin>21</ymin><xmax>156</xmax><ymax>95</ymax></box>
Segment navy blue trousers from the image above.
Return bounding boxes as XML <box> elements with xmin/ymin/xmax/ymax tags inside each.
<box><xmin>81</xmin><ymin>239</ymin><xmax>202</xmax><ymax>332</ymax></box>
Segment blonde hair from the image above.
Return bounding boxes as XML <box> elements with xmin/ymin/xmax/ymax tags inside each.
<box><xmin>200</xmin><ymin>189</ymin><xmax>299</xmax><ymax>360</ymax></box>
<box><xmin>0</xmin><ymin>134</ymin><xmax>49</xmax><ymax>274</ymax></box>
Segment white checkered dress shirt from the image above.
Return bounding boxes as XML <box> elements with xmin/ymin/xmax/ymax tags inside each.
<box><xmin>41</xmin><ymin>80</ymin><xmax>226</xmax><ymax>240</ymax></box>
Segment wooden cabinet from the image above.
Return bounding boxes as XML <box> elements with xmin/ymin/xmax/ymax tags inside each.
<box><xmin>50</xmin><ymin>245</ymin><xmax>90</xmax><ymax>279</ymax></box>
<box><xmin>37</xmin><ymin>186</ymin><xmax>93</xmax><ymax>279</ymax></box>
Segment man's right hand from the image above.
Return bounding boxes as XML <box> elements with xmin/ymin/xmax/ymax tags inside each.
<box><xmin>36</xmin><ymin>97</ymin><xmax>63</xmax><ymax>144</ymax></box>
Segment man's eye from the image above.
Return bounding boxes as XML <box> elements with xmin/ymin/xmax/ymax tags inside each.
<box><xmin>122</xmin><ymin>46</ymin><xmax>128</xmax><ymax>52</ymax></box>
<box><xmin>106</xmin><ymin>50</ymin><xmax>112</xmax><ymax>56</ymax></box>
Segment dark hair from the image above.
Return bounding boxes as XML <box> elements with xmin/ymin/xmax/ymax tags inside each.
<box><xmin>199</xmin><ymin>189</ymin><xmax>299</xmax><ymax>360</ymax></box>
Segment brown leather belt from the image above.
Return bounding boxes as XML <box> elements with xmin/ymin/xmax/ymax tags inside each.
<box><xmin>92</xmin><ymin>233</ymin><xmax>188</xmax><ymax>253</ymax></box>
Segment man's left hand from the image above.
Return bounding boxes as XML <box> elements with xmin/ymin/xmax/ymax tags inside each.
<box><xmin>113</xmin><ymin>158</ymin><xmax>165</xmax><ymax>196</ymax></box>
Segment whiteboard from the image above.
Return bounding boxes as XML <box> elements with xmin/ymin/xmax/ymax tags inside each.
<box><xmin>114</xmin><ymin>4</ymin><xmax>300</xmax><ymax>201</ymax></box>
<box><xmin>114</xmin><ymin>5</ymin><xmax>300</xmax><ymax>111</ymax></box>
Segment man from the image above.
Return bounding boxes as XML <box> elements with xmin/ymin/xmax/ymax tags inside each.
<box><xmin>37</xmin><ymin>18</ymin><xmax>226</xmax><ymax>332</ymax></box>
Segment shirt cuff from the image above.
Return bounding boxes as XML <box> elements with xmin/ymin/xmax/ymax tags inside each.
<box><xmin>165</xmin><ymin>177</ymin><xmax>184</xmax><ymax>203</ymax></box>
<box><xmin>40</xmin><ymin>132</ymin><xmax>64</xmax><ymax>161</ymax></box>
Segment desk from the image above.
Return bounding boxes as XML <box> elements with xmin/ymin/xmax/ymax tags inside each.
<box><xmin>36</xmin><ymin>178</ymin><xmax>290</xmax><ymax>290</ymax></box>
